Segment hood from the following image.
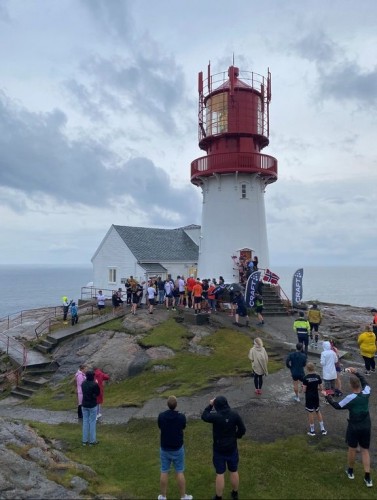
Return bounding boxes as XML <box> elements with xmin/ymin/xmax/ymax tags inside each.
<box><xmin>322</xmin><ymin>341</ymin><xmax>331</xmax><ymax>351</ymax></box>
<box><xmin>214</xmin><ymin>396</ymin><xmax>230</xmax><ymax>411</ymax></box>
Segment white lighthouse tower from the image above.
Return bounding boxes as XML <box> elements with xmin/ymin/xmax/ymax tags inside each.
<box><xmin>190</xmin><ymin>64</ymin><xmax>278</xmax><ymax>282</ymax></box>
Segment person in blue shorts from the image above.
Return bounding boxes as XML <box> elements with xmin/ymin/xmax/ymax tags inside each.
<box><xmin>286</xmin><ymin>343</ymin><xmax>307</xmax><ymax>402</ymax></box>
<box><xmin>201</xmin><ymin>395</ymin><xmax>246</xmax><ymax>500</ymax></box>
<box><xmin>157</xmin><ymin>396</ymin><xmax>193</xmax><ymax>500</ymax></box>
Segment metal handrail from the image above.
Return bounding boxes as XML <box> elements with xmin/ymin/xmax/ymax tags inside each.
<box><xmin>0</xmin><ymin>331</ymin><xmax>28</xmax><ymax>387</ymax></box>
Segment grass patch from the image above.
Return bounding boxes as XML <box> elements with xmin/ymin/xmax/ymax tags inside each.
<box><xmin>30</xmin><ymin>419</ymin><xmax>371</xmax><ymax>499</ymax></box>
<box><xmin>27</xmin><ymin>327</ymin><xmax>281</xmax><ymax>409</ymax></box>
<box><xmin>139</xmin><ymin>318</ymin><xmax>193</xmax><ymax>350</ymax></box>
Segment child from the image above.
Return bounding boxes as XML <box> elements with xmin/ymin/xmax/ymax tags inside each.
<box><xmin>70</xmin><ymin>302</ymin><xmax>79</xmax><ymax>325</ymax></box>
<box><xmin>302</xmin><ymin>362</ymin><xmax>327</xmax><ymax>436</ymax></box>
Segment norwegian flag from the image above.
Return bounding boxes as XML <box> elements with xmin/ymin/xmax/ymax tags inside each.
<box><xmin>262</xmin><ymin>269</ymin><xmax>280</xmax><ymax>285</ymax></box>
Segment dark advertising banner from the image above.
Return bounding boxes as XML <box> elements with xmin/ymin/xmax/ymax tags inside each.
<box><xmin>292</xmin><ymin>268</ymin><xmax>304</xmax><ymax>306</ymax></box>
<box><xmin>245</xmin><ymin>271</ymin><xmax>261</xmax><ymax>307</ymax></box>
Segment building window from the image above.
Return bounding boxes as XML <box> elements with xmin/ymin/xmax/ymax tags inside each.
<box><xmin>108</xmin><ymin>268</ymin><xmax>117</xmax><ymax>283</ymax></box>
<box><xmin>241</xmin><ymin>183</ymin><xmax>247</xmax><ymax>199</ymax></box>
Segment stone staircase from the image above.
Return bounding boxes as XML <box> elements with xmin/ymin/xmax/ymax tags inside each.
<box><xmin>259</xmin><ymin>284</ymin><xmax>291</xmax><ymax>316</ymax></box>
<box><xmin>10</xmin><ymin>361</ymin><xmax>59</xmax><ymax>399</ymax></box>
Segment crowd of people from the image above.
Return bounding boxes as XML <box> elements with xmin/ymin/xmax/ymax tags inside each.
<box><xmin>92</xmin><ymin>274</ymin><xmax>264</xmax><ymax>327</ymax></box>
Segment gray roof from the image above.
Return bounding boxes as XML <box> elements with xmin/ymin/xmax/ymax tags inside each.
<box><xmin>139</xmin><ymin>263</ymin><xmax>167</xmax><ymax>273</ymax></box>
<box><xmin>113</xmin><ymin>225</ymin><xmax>199</xmax><ymax>262</ymax></box>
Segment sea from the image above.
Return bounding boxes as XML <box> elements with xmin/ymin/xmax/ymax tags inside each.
<box><xmin>0</xmin><ymin>265</ymin><xmax>93</xmax><ymax>318</ymax></box>
<box><xmin>0</xmin><ymin>265</ymin><xmax>376</xmax><ymax>318</ymax></box>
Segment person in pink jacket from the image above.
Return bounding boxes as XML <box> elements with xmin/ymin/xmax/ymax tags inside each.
<box><xmin>75</xmin><ymin>364</ymin><xmax>87</xmax><ymax>420</ymax></box>
<box><xmin>94</xmin><ymin>366</ymin><xmax>110</xmax><ymax>420</ymax></box>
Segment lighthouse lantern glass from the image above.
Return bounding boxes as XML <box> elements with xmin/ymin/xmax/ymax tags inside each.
<box><xmin>206</xmin><ymin>93</ymin><xmax>228</xmax><ymax>136</ymax></box>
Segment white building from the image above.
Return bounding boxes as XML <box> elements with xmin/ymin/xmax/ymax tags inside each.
<box><xmin>91</xmin><ymin>224</ymin><xmax>200</xmax><ymax>293</ymax></box>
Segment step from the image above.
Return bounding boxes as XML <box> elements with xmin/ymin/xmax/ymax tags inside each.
<box><xmin>22</xmin><ymin>376</ymin><xmax>50</xmax><ymax>389</ymax></box>
<box><xmin>11</xmin><ymin>385</ymin><xmax>36</xmax><ymax>398</ymax></box>
<box><xmin>34</xmin><ymin>344</ymin><xmax>52</xmax><ymax>354</ymax></box>
<box><xmin>24</xmin><ymin>361</ymin><xmax>59</xmax><ymax>375</ymax></box>
<box><xmin>10</xmin><ymin>389</ymin><xmax>31</xmax><ymax>400</ymax></box>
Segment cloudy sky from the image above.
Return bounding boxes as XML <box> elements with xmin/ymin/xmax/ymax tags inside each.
<box><xmin>0</xmin><ymin>0</ymin><xmax>376</xmax><ymax>267</ymax></box>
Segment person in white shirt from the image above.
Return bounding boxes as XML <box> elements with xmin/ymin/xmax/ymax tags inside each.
<box><xmin>147</xmin><ymin>283</ymin><xmax>157</xmax><ymax>314</ymax></box>
<box><xmin>96</xmin><ymin>291</ymin><xmax>106</xmax><ymax>316</ymax></box>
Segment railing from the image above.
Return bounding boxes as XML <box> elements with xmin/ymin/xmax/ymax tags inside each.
<box><xmin>0</xmin><ymin>306</ymin><xmax>61</xmax><ymax>334</ymax></box>
<box><xmin>274</xmin><ymin>285</ymin><xmax>292</xmax><ymax>314</ymax></box>
<box><xmin>191</xmin><ymin>151</ymin><xmax>277</xmax><ymax>184</ymax></box>
<box><xmin>0</xmin><ymin>331</ymin><xmax>27</xmax><ymax>387</ymax></box>
<box><xmin>34</xmin><ymin>302</ymin><xmax>98</xmax><ymax>339</ymax></box>
<box><xmin>80</xmin><ymin>286</ymin><xmax>115</xmax><ymax>301</ymax></box>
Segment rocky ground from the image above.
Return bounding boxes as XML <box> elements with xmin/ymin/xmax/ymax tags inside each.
<box><xmin>0</xmin><ymin>302</ymin><xmax>376</xmax><ymax>498</ymax></box>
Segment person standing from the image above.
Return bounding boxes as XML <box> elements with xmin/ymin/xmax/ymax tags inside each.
<box><xmin>371</xmin><ymin>308</ymin><xmax>377</xmax><ymax>335</ymax></box>
<box><xmin>303</xmin><ymin>362</ymin><xmax>327</xmax><ymax>436</ymax></box>
<box><xmin>324</xmin><ymin>367</ymin><xmax>373</xmax><ymax>488</ymax></box>
<box><xmin>157</xmin><ymin>396</ymin><xmax>193</xmax><ymax>500</ymax></box>
<box><xmin>286</xmin><ymin>343</ymin><xmax>307</xmax><ymax>402</ymax></box>
<box><xmin>81</xmin><ymin>370</ymin><xmax>100</xmax><ymax>446</ymax></box>
<box><xmin>70</xmin><ymin>302</ymin><xmax>79</xmax><ymax>325</ymax></box>
<box><xmin>147</xmin><ymin>282</ymin><xmax>157</xmax><ymax>314</ymax></box>
<box><xmin>201</xmin><ymin>395</ymin><xmax>246</xmax><ymax>500</ymax></box>
<box><xmin>307</xmin><ymin>304</ymin><xmax>322</xmax><ymax>348</ymax></box>
<box><xmin>320</xmin><ymin>341</ymin><xmax>338</xmax><ymax>397</ymax></box>
<box><xmin>93</xmin><ymin>366</ymin><xmax>110</xmax><ymax>420</ymax></box>
<box><xmin>233</xmin><ymin>291</ymin><xmax>249</xmax><ymax>327</ymax></box>
<box><xmin>357</xmin><ymin>325</ymin><xmax>376</xmax><ymax>375</ymax></box>
<box><xmin>248</xmin><ymin>337</ymin><xmax>268</xmax><ymax>395</ymax></box>
<box><xmin>192</xmin><ymin>279</ymin><xmax>203</xmax><ymax>315</ymax></box>
<box><xmin>254</xmin><ymin>294</ymin><xmax>264</xmax><ymax>326</ymax></box>
<box><xmin>74</xmin><ymin>364</ymin><xmax>87</xmax><ymax>420</ymax></box>
<box><xmin>62</xmin><ymin>296</ymin><xmax>72</xmax><ymax>324</ymax></box>
<box><xmin>293</xmin><ymin>311</ymin><xmax>310</xmax><ymax>355</ymax></box>
<box><xmin>96</xmin><ymin>290</ymin><xmax>106</xmax><ymax>316</ymax></box>
<box><xmin>186</xmin><ymin>275</ymin><xmax>196</xmax><ymax>309</ymax></box>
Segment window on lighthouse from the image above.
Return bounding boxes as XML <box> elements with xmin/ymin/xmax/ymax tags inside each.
<box><xmin>206</xmin><ymin>94</ymin><xmax>228</xmax><ymax>136</ymax></box>
<box><xmin>241</xmin><ymin>183</ymin><xmax>247</xmax><ymax>199</ymax></box>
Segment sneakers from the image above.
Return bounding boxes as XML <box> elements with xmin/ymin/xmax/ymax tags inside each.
<box><xmin>180</xmin><ymin>495</ymin><xmax>193</xmax><ymax>500</ymax></box>
<box><xmin>89</xmin><ymin>441</ymin><xmax>99</xmax><ymax>446</ymax></box>
<box><xmin>255</xmin><ymin>389</ymin><xmax>262</xmax><ymax>395</ymax></box>
<box><xmin>231</xmin><ymin>491</ymin><xmax>239</xmax><ymax>500</ymax></box>
<box><xmin>364</xmin><ymin>477</ymin><xmax>373</xmax><ymax>487</ymax></box>
<box><xmin>307</xmin><ymin>431</ymin><xmax>316</xmax><ymax>436</ymax></box>
<box><xmin>233</xmin><ymin>322</ymin><xmax>242</xmax><ymax>327</ymax></box>
<box><xmin>158</xmin><ymin>496</ymin><xmax>167</xmax><ymax>500</ymax></box>
<box><xmin>345</xmin><ymin>469</ymin><xmax>355</xmax><ymax>480</ymax></box>
<box><xmin>294</xmin><ymin>396</ymin><xmax>300</xmax><ymax>402</ymax></box>
<box><xmin>365</xmin><ymin>371</ymin><xmax>371</xmax><ymax>376</ymax></box>
<box><xmin>321</xmin><ymin>429</ymin><xmax>328</xmax><ymax>435</ymax></box>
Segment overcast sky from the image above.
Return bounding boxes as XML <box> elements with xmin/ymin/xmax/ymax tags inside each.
<box><xmin>0</xmin><ymin>0</ymin><xmax>376</xmax><ymax>267</ymax></box>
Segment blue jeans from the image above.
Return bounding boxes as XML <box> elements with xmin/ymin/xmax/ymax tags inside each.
<box><xmin>158</xmin><ymin>290</ymin><xmax>165</xmax><ymax>303</ymax></box>
<box><xmin>82</xmin><ymin>406</ymin><xmax>97</xmax><ymax>444</ymax></box>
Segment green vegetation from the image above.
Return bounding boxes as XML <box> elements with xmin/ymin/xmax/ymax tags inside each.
<box><xmin>26</xmin><ymin>322</ymin><xmax>281</xmax><ymax>410</ymax></box>
<box><xmin>30</xmin><ymin>419</ymin><xmax>372</xmax><ymax>499</ymax></box>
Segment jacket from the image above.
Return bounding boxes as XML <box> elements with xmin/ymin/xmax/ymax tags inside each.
<box><xmin>307</xmin><ymin>308</ymin><xmax>322</xmax><ymax>324</ymax></box>
<box><xmin>201</xmin><ymin>396</ymin><xmax>246</xmax><ymax>453</ymax></box>
<box><xmin>293</xmin><ymin>318</ymin><xmax>310</xmax><ymax>335</ymax></box>
<box><xmin>248</xmin><ymin>346</ymin><xmax>268</xmax><ymax>376</ymax></box>
<box><xmin>82</xmin><ymin>380</ymin><xmax>100</xmax><ymax>408</ymax></box>
<box><xmin>357</xmin><ymin>331</ymin><xmax>377</xmax><ymax>358</ymax></box>
<box><xmin>286</xmin><ymin>351</ymin><xmax>307</xmax><ymax>378</ymax></box>
<box><xmin>320</xmin><ymin>341</ymin><xmax>338</xmax><ymax>380</ymax></box>
<box><xmin>75</xmin><ymin>369</ymin><xmax>86</xmax><ymax>405</ymax></box>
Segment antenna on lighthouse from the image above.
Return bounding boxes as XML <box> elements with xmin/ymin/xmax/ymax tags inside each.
<box><xmin>232</xmin><ymin>53</ymin><xmax>235</xmax><ymax>65</ymax></box>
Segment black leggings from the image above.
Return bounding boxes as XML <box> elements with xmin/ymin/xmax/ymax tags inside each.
<box><xmin>362</xmin><ymin>356</ymin><xmax>376</xmax><ymax>371</ymax></box>
<box><xmin>254</xmin><ymin>373</ymin><xmax>263</xmax><ymax>390</ymax></box>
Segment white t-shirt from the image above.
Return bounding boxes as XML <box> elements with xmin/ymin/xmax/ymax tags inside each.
<box><xmin>147</xmin><ymin>286</ymin><xmax>156</xmax><ymax>299</ymax></box>
<box><xmin>178</xmin><ymin>278</ymin><xmax>185</xmax><ymax>292</ymax></box>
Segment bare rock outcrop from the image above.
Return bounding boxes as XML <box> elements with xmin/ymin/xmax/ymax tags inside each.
<box><xmin>0</xmin><ymin>418</ymin><xmax>95</xmax><ymax>498</ymax></box>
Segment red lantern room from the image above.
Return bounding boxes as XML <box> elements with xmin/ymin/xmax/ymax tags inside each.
<box><xmin>191</xmin><ymin>64</ymin><xmax>278</xmax><ymax>186</ymax></box>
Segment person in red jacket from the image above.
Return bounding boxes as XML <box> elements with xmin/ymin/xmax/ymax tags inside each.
<box><xmin>93</xmin><ymin>366</ymin><xmax>110</xmax><ymax>420</ymax></box>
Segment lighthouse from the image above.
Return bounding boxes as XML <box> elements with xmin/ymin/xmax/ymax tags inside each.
<box><xmin>190</xmin><ymin>63</ymin><xmax>278</xmax><ymax>283</ymax></box>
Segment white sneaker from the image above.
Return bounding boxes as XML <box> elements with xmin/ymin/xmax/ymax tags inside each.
<box><xmin>181</xmin><ymin>495</ymin><xmax>193</xmax><ymax>500</ymax></box>
<box><xmin>294</xmin><ymin>396</ymin><xmax>300</xmax><ymax>402</ymax></box>
<box><xmin>158</xmin><ymin>495</ymin><xmax>167</xmax><ymax>500</ymax></box>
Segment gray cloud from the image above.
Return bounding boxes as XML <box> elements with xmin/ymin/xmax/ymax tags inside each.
<box><xmin>0</xmin><ymin>91</ymin><xmax>200</xmax><ymax>226</ymax></box>
<box><xmin>80</xmin><ymin>0</ymin><xmax>133</xmax><ymax>42</ymax></box>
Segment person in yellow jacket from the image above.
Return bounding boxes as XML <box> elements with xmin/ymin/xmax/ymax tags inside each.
<box><xmin>307</xmin><ymin>304</ymin><xmax>322</xmax><ymax>349</ymax></box>
<box><xmin>293</xmin><ymin>311</ymin><xmax>311</xmax><ymax>355</ymax></box>
<box><xmin>357</xmin><ymin>325</ymin><xmax>377</xmax><ymax>375</ymax></box>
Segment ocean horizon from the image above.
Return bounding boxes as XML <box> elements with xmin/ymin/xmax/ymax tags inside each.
<box><xmin>0</xmin><ymin>264</ymin><xmax>375</xmax><ymax>318</ymax></box>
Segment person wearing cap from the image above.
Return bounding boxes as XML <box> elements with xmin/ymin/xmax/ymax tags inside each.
<box><xmin>293</xmin><ymin>311</ymin><xmax>310</xmax><ymax>355</ymax></box>
<box><xmin>157</xmin><ymin>396</ymin><xmax>193</xmax><ymax>500</ymax></box>
<box><xmin>201</xmin><ymin>396</ymin><xmax>246</xmax><ymax>500</ymax></box>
